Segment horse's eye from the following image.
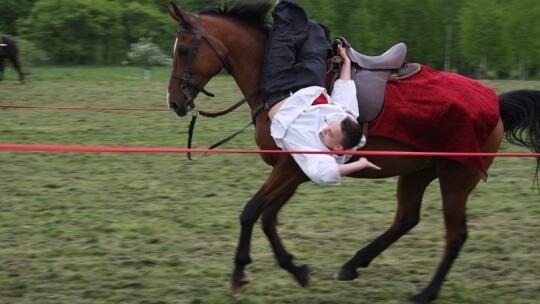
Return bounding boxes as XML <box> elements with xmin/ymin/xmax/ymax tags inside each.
<box><xmin>178</xmin><ymin>47</ymin><xmax>189</xmax><ymax>55</ymax></box>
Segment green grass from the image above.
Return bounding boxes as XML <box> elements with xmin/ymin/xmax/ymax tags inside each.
<box><xmin>0</xmin><ymin>67</ymin><xmax>539</xmax><ymax>303</ymax></box>
<box><xmin>2</xmin><ymin>65</ymin><xmax>172</xmax><ymax>82</ymax></box>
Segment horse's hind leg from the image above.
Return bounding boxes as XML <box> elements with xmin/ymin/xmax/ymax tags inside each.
<box><xmin>410</xmin><ymin>160</ymin><xmax>481</xmax><ymax>303</ymax></box>
<box><xmin>231</xmin><ymin>163</ymin><xmax>306</xmax><ymax>292</ymax></box>
<box><xmin>412</xmin><ymin>123</ymin><xmax>502</xmax><ymax>303</ymax></box>
<box><xmin>336</xmin><ymin>165</ymin><xmax>437</xmax><ymax>280</ymax></box>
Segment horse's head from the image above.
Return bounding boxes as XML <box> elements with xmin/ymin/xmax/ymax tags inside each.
<box><xmin>167</xmin><ymin>2</ymin><xmax>231</xmax><ymax>117</ymax></box>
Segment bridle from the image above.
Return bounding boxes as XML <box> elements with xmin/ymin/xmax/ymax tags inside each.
<box><xmin>170</xmin><ymin>14</ymin><xmax>262</xmax><ymax>160</ymax></box>
<box><xmin>170</xmin><ymin>15</ymin><xmax>231</xmax><ymax>107</ymax></box>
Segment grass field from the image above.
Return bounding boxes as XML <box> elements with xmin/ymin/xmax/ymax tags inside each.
<box><xmin>1</xmin><ymin>67</ymin><xmax>539</xmax><ymax>304</ymax></box>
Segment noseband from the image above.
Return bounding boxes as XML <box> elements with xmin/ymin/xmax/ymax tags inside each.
<box><xmin>170</xmin><ymin>15</ymin><xmax>231</xmax><ymax>106</ymax></box>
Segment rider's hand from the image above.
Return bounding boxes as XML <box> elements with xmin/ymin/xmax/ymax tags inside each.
<box><xmin>356</xmin><ymin>157</ymin><xmax>381</xmax><ymax>171</ymax></box>
<box><xmin>337</xmin><ymin>44</ymin><xmax>351</xmax><ymax>63</ymax></box>
<box><xmin>338</xmin><ymin>157</ymin><xmax>381</xmax><ymax>177</ymax></box>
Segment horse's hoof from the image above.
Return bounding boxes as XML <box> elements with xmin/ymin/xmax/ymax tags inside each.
<box><xmin>293</xmin><ymin>265</ymin><xmax>311</xmax><ymax>287</ymax></box>
<box><xmin>409</xmin><ymin>292</ymin><xmax>436</xmax><ymax>304</ymax></box>
<box><xmin>334</xmin><ymin>268</ymin><xmax>359</xmax><ymax>281</ymax></box>
<box><xmin>231</xmin><ymin>271</ymin><xmax>251</xmax><ymax>294</ymax></box>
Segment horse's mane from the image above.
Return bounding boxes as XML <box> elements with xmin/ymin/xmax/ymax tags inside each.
<box><xmin>198</xmin><ymin>1</ymin><xmax>272</xmax><ymax>36</ymax></box>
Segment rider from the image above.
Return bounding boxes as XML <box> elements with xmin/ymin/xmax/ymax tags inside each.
<box><xmin>262</xmin><ymin>0</ymin><xmax>380</xmax><ymax>186</ymax></box>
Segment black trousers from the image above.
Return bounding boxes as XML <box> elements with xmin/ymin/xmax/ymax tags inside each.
<box><xmin>261</xmin><ymin>0</ymin><xmax>332</xmax><ymax>104</ymax></box>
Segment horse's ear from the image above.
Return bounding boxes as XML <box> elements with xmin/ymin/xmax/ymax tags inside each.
<box><xmin>167</xmin><ymin>1</ymin><xmax>193</xmax><ymax>29</ymax></box>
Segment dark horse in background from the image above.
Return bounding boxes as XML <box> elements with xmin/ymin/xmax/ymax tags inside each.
<box><xmin>0</xmin><ymin>35</ymin><xmax>25</xmax><ymax>83</ymax></box>
<box><xmin>165</xmin><ymin>1</ymin><xmax>540</xmax><ymax>303</ymax></box>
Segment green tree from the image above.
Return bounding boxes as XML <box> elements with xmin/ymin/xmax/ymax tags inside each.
<box><xmin>396</xmin><ymin>0</ymin><xmax>446</xmax><ymax>68</ymax></box>
<box><xmin>302</xmin><ymin>0</ymin><xmax>392</xmax><ymax>55</ymax></box>
<box><xmin>458</xmin><ymin>0</ymin><xmax>506</xmax><ymax>78</ymax></box>
<box><xmin>500</xmin><ymin>0</ymin><xmax>540</xmax><ymax>79</ymax></box>
<box><xmin>175</xmin><ymin>0</ymin><xmax>240</xmax><ymax>12</ymax></box>
<box><xmin>439</xmin><ymin>0</ymin><xmax>464</xmax><ymax>71</ymax></box>
<box><xmin>303</xmin><ymin>0</ymin><xmax>457</xmax><ymax>70</ymax></box>
<box><xmin>18</xmin><ymin>0</ymin><xmax>124</xmax><ymax>64</ymax></box>
<box><xmin>124</xmin><ymin>37</ymin><xmax>171</xmax><ymax>80</ymax></box>
<box><xmin>17</xmin><ymin>0</ymin><xmax>177</xmax><ymax>64</ymax></box>
<box><xmin>0</xmin><ymin>0</ymin><xmax>36</xmax><ymax>35</ymax></box>
<box><xmin>121</xmin><ymin>1</ymin><xmax>176</xmax><ymax>53</ymax></box>
<box><xmin>6</xmin><ymin>0</ymin><xmax>539</xmax><ymax>78</ymax></box>
<box><xmin>15</xmin><ymin>37</ymin><xmax>50</xmax><ymax>67</ymax></box>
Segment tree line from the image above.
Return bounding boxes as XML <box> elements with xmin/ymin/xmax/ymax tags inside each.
<box><xmin>1</xmin><ymin>0</ymin><xmax>539</xmax><ymax>79</ymax></box>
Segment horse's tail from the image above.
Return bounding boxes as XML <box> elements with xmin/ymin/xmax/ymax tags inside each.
<box><xmin>499</xmin><ymin>89</ymin><xmax>540</xmax><ymax>189</ymax></box>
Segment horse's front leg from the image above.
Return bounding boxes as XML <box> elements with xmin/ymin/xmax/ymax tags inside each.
<box><xmin>231</xmin><ymin>163</ymin><xmax>307</xmax><ymax>292</ymax></box>
<box><xmin>336</xmin><ymin>166</ymin><xmax>437</xmax><ymax>280</ymax></box>
<box><xmin>0</xmin><ymin>59</ymin><xmax>4</xmax><ymax>82</ymax></box>
<box><xmin>231</xmin><ymin>187</ymin><xmax>266</xmax><ymax>293</ymax></box>
<box><xmin>261</xmin><ymin>178</ymin><xmax>310</xmax><ymax>286</ymax></box>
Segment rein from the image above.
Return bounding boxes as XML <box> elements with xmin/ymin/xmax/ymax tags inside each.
<box><xmin>186</xmin><ymin>90</ymin><xmax>260</xmax><ymax>160</ymax></box>
<box><xmin>170</xmin><ymin>14</ymin><xmax>262</xmax><ymax>160</ymax></box>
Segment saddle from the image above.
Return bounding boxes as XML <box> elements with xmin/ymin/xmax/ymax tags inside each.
<box><xmin>327</xmin><ymin>37</ymin><xmax>421</xmax><ymax>123</ymax></box>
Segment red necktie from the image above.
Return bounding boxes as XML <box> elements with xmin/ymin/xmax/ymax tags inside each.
<box><xmin>312</xmin><ymin>93</ymin><xmax>328</xmax><ymax>106</ymax></box>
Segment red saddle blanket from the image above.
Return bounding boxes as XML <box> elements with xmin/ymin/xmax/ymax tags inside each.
<box><xmin>368</xmin><ymin>65</ymin><xmax>500</xmax><ymax>173</ymax></box>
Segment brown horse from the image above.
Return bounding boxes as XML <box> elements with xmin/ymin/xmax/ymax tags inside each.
<box><xmin>0</xmin><ymin>35</ymin><xmax>25</xmax><ymax>83</ymax></box>
<box><xmin>166</xmin><ymin>2</ymin><xmax>540</xmax><ymax>303</ymax></box>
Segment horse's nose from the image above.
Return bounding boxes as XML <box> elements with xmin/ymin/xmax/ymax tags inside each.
<box><xmin>168</xmin><ymin>100</ymin><xmax>178</xmax><ymax>111</ymax></box>
<box><xmin>168</xmin><ymin>98</ymin><xmax>187</xmax><ymax>117</ymax></box>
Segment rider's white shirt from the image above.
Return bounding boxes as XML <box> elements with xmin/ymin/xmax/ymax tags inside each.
<box><xmin>270</xmin><ymin>79</ymin><xmax>359</xmax><ymax>186</ymax></box>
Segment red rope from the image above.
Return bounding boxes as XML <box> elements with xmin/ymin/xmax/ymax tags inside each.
<box><xmin>0</xmin><ymin>144</ymin><xmax>539</xmax><ymax>157</ymax></box>
<box><xmin>0</xmin><ymin>104</ymin><xmax>250</xmax><ymax>113</ymax></box>
<box><xmin>0</xmin><ymin>104</ymin><xmax>168</xmax><ymax>111</ymax></box>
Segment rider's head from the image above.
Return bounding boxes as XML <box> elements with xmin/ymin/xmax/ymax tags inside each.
<box><xmin>340</xmin><ymin>117</ymin><xmax>363</xmax><ymax>149</ymax></box>
<box><xmin>319</xmin><ymin>117</ymin><xmax>362</xmax><ymax>150</ymax></box>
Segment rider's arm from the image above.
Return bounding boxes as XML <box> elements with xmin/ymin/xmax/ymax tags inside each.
<box><xmin>338</xmin><ymin>44</ymin><xmax>352</xmax><ymax>81</ymax></box>
<box><xmin>330</xmin><ymin>44</ymin><xmax>359</xmax><ymax>118</ymax></box>
<box><xmin>291</xmin><ymin>153</ymin><xmax>380</xmax><ymax>186</ymax></box>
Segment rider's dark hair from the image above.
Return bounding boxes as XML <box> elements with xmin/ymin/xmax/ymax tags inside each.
<box><xmin>340</xmin><ymin>117</ymin><xmax>363</xmax><ymax>149</ymax></box>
